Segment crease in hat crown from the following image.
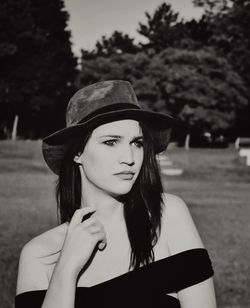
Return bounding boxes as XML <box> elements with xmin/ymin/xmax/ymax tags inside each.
<box><xmin>66</xmin><ymin>80</ymin><xmax>139</xmax><ymax>127</ymax></box>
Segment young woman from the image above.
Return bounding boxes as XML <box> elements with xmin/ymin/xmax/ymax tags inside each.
<box><xmin>15</xmin><ymin>80</ymin><xmax>216</xmax><ymax>308</ymax></box>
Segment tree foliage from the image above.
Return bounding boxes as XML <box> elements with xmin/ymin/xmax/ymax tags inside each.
<box><xmin>1</xmin><ymin>0</ymin><xmax>249</xmax><ymax>140</ymax></box>
<box><xmin>137</xmin><ymin>3</ymin><xmax>185</xmax><ymax>52</ymax></box>
<box><xmin>193</xmin><ymin>0</ymin><xmax>231</xmax><ymax>15</ymax></box>
<box><xmin>95</xmin><ymin>31</ymin><xmax>139</xmax><ymax>56</ymax></box>
<box><xmin>81</xmin><ymin>31</ymin><xmax>139</xmax><ymax>60</ymax></box>
<box><xmin>151</xmin><ymin>48</ymin><xmax>247</xmax><ymax>135</ymax></box>
<box><xmin>0</xmin><ymin>0</ymin><xmax>77</xmax><ymax>138</ymax></box>
<box><xmin>78</xmin><ymin>47</ymin><xmax>247</xmax><ymax>138</ymax></box>
<box><xmin>192</xmin><ymin>0</ymin><xmax>250</xmax><ymax>136</ymax></box>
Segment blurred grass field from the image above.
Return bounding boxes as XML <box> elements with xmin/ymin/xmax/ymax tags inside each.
<box><xmin>0</xmin><ymin>140</ymin><xmax>249</xmax><ymax>308</ymax></box>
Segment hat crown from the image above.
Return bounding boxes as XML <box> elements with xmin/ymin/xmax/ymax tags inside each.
<box><xmin>66</xmin><ymin>80</ymin><xmax>139</xmax><ymax>127</ymax></box>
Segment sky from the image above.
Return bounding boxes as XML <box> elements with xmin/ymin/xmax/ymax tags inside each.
<box><xmin>64</xmin><ymin>0</ymin><xmax>204</xmax><ymax>57</ymax></box>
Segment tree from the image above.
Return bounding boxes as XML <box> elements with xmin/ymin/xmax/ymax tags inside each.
<box><xmin>192</xmin><ymin>0</ymin><xmax>250</xmax><ymax>136</ymax></box>
<box><xmin>148</xmin><ymin>47</ymin><xmax>248</xmax><ymax>141</ymax></box>
<box><xmin>95</xmin><ymin>31</ymin><xmax>139</xmax><ymax>56</ymax></box>
<box><xmin>78</xmin><ymin>47</ymin><xmax>247</xmax><ymax>142</ymax></box>
<box><xmin>79</xmin><ymin>0</ymin><xmax>249</xmax><ymax>140</ymax></box>
<box><xmin>81</xmin><ymin>31</ymin><xmax>139</xmax><ymax>60</ymax></box>
<box><xmin>137</xmin><ymin>3</ymin><xmax>186</xmax><ymax>52</ymax></box>
<box><xmin>0</xmin><ymin>0</ymin><xmax>77</xmax><ymax>139</ymax></box>
<box><xmin>193</xmin><ymin>0</ymin><xmax>231</xmax><ymax>15</ymax></box>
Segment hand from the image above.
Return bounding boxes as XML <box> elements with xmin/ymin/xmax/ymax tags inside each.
<box><xmin>57</xmin><ymin>207</ymin><xmax>107</xmax><ymax>276</ymax></box>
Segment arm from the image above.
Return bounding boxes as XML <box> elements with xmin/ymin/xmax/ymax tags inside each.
<box><xmin>162</xmin><ymin>193</ymin><xmax>217</xmax><ymax>308</ymax></box>
<box><xmin>16</xmin><ymin>207</ymin><xmax>107</xmax><ymax>308</ymax></box>
<box><xmin>16</xmin><ymin>240</ymin><xmax>50</xmax><ymax>295</ymax></box>
<box><xmin>16</xmin><ymin>239</ymin><xmax>79</xmax><ymax>308</ymax></box>
<box><xmin>41</xmin><ymin>258</ymin><xmax>78</xmax><ymax>308</ymax></box>
<box><xmin>16</xmin><ymin>240</ymin><xmax>77</xmax><ymax>308</ymax></box>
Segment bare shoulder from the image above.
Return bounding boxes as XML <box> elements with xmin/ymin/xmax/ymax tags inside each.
<box><xmin>161</xmin><ymin>193</ymin><xmax>196</xmax><ymax>225</ymax></box>
<box><xmin>16</xmin><ymin>223</ymin><xmax>67</xmax><ymax>295</ymax></box>
<box><xmin>26</xmin><ymin>223</ymin><xmax>67</xmax><ymax>253</ymax></box>
<box><xmin>162</xmin><ymin>193</ymin><xmax>190</xmax><ymax>213</ymax></box>
<box><xmin>161</xmin><ymin>193</ymin><xmax>204</xmax><ymax>255</ymax></box>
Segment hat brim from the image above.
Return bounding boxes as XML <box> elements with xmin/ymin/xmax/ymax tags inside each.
<box><xmin>42</xmin><ymin>109</ymin><xmax>174</xmax><ymax>174</ymax></box>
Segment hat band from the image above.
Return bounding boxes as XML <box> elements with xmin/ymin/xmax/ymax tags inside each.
<box><xmin>78</xmin><ymin>103</ymin><xmax>140</xmax><ymax>124</ymax></box>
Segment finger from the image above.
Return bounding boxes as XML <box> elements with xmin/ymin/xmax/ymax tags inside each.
<box><xmin>95</xmin><ymin>232</ymin><xmax>107</xmax><ymax>251</ymax></box>
<box><xmin>98</xmin><ymin>241</ymin><xmax>107</xmax><ymax>250</ymax></box>
<box><xmin>70</xmin><ymin>207</ymin><xmax>96</xmax><ymax>226</ymax></box>
<box><xmin>83</xmin><ymin>218</ymin><xmax>105</xmax><ymax>235</ymax></box>
<box><xmin>83</xmin><ymin>217</ymin><xmax>103</xmax><ymax>228</ymax></box>
<box><xmin>81</xmin><ymin>217</ymin><xmax>96</xmax><ymax>227</ymax></box>
<box><xmin>88</xmin><ymin>224</ymin><xmax>103</xmax><ymax>233</ymax></box>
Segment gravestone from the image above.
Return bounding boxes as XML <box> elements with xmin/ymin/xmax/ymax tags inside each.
<box><xmin>157</xmin><ymin>153</ymin><xmax>183</xmax><ymax>176</ymax></box>
<box><xmin>235</xmin><ymin>137</ymin><xmax>250</xmax><ymax>166</ymax></box>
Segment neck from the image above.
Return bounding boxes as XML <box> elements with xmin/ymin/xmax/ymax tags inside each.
<box><xmin>79</xmin><ymin>168</ymin><xmax>124</xmax><ymax>222</ymax></box>
<box><xmin>82</xmin><ymin>189</ymin><xmax>124</xmax><ymax>221</ymax></box>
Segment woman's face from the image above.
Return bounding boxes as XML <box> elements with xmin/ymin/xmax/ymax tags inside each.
<box><xmin>75</xmin><ymin>119</ymin><xmax>144</xmax><ymax>197</ymax></box>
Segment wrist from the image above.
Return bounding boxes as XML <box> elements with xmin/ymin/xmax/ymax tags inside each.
<box><xmin>54</xmin><ymin>257</ymin><xmax>79</xmax><ymax>281</ymax></box>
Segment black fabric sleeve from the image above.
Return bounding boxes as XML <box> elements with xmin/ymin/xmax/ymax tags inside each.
<box><xmin>14</xmin><ymin>249</ymin><xmax>214</xmax><ymax>307</ymax></box>
<box><xmin>15</xmin><ymin>290</ymin><xmax>46</xmax><ymax>308</ymax></box>
<box><xmin>98</xmin><ymin>248</ymin><xmax>214</xmax><ymax>297</ymax></box>
<box><xmin>171</xmin><ymin>248</ymin><xmax>214</xmax><ymax>292</ymax></box>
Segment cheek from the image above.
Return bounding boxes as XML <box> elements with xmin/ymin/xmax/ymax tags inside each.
<box><xmin>83</xmin><ymin>151</ymin><xmax>113</xmax><ymax>177</ymax></box>
<box><xmin>136</xmin><ymin>150</ymin><xmax>144</xmax><ymax>169</ymax></box>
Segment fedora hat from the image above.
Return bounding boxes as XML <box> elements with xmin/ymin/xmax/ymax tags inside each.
<box><xmin>42</xmin><ymin>80</ymin><xmax>173</xmax><ymax>174</ymax></box>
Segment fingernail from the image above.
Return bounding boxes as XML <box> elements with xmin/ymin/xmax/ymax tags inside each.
<box><xmin>98</xmin><ymin>242</ymin><xmax>107</xmax><ymax>251</ymax></box>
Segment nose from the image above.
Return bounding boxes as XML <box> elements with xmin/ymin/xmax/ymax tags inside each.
<box><xmin>119</xmin><ymin>145</ymin><xmax>135</xmax><ymax>166</ymax></box>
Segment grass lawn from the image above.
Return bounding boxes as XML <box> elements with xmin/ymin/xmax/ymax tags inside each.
<box><xmin>0</xmin><ymin>140</ymin><xmax>249</xmax><ymax>308</ymax></box>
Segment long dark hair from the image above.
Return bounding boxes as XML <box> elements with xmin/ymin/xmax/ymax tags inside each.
<box><xmin>56</xmin><ymin>122</ymin><xmax>164</xmax><ymax>270</ymax></box>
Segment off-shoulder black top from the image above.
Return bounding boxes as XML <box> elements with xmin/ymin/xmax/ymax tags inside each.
<box><xmin>15</xmin><ymin>248</ymin><xmax>214</xmax><ymax>308</ymax></box>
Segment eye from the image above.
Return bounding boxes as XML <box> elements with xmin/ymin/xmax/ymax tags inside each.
<box><xmin>132</xmin><ymin>140</ymin><xmax>144</xmax><ymax>148</ymax></box>
<box><xmin>103</xmin><ymin>139</ymin><xmax>118</xmax><ymax>146</ymax></box>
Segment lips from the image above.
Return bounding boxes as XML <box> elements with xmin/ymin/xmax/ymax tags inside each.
<box><xmin>114</xmin><ymin>171</ymin><xmax>135</xmax><ymax>175</ymax></box>
<box><xmin>114</xmin><ymin>171</ymin><xmax>135</xmax><ymax>180</ymax></box>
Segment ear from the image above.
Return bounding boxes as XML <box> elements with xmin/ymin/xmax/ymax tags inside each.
<box><xmin>73</xmin><ymin>152</ymin><xmax>82</xmax><ymax>164</ymax></box>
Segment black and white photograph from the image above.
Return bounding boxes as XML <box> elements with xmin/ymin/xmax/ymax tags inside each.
<box><xmin>0</xmin><ymin>1</ymin><xmax>250</xmax><ymax>308</ymax></box>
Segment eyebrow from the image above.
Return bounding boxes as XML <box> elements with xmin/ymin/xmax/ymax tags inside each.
<box><xmin>99</xmin><ymin>135</ymin><xmax>143</xmax><ymax>139</ymax></box>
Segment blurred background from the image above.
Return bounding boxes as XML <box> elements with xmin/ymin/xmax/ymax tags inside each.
<box><xmin>0</xmin><ymin>0</ymin><xmax>249</xmax><ymax>307</ymax></box>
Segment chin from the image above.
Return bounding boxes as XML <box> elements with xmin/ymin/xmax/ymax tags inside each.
<box><xmin>107</xmin><ymin>182</ymin><xmax>135</xmax><ymax>196</ymax></box>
